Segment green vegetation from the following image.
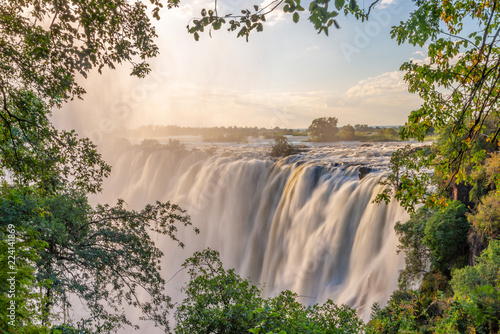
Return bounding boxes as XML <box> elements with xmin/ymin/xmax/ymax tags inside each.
<box><xmin>270</xmin><ymin>135</ymin><xmax>297</xmax><ymax>157</ymax></box>
<box><xmin>121</xmin><ymin>125</ymin><xmax>307</xmax><ymax>142</ymax></box>
<box><xmin>370</xmin><ymin>0</ymin><xmax>500</xmax><ymax>332</ymax></box>
<box><xmin>307</xmin><ymin>117</ymin><xmax>339</xmax><ymax>142</ymax></box>
<box><xmin>125</xmin><ymin>123</ymin><xmax>402</xmax><ymax>143</ymax></box>
<box><xmin>175</xmin><ymin>249</ymin><xmax>364</xmax><ymax>334</ymax></box>
<box><xmin>307</xmin><ymin>119</ymin><xmax>401</xmax><ymax>142</ymax></box>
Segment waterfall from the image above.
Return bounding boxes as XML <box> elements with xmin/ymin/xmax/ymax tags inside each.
<box><xmin>97</xmin><ymin>140</ymin><xmax>411</xmax><ymax>331</ymax></box>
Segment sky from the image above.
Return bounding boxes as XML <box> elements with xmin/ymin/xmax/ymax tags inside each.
<box><xmin>52</xmin><ymin>0</ymin><xmax>428</xmax><ymax>141</ymax></box>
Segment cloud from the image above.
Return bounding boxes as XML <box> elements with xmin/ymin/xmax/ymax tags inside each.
<box><xmin>306</xmin><ymin>45</ymin><xmax>321</xmax><ymax>51</ymax></box>
<box><xmin>377</xmin><ymin>0</ymin><xmax>399</xmax><ymax>9</ymax></box>
<box><xmin>345</xmin><ymin>71</ymin><xmax>407</xmax><ymax>99</ymax></box>
<box><xmin>54</xmin><ymin>71</ymin><xmax>422</xmax><ymax>135</ymax></box>
<box><xmin>326</xmin><ymin>70</ymin><xmax>423</xmax><ymax>125</ymax></box>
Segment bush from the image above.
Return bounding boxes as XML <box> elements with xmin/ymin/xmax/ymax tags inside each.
<box><xmin>175</xmin><ymin>249</ymin><xmax>364</xmax><ymax>334</ymax></box>
<box><xmin>468</xmin><ymin>193</ymin><xmax>500</xmax><ymax>241</ymax></box>
<box><xmin>270</xmin><ymin>135</ymin><xmax>296</xmax><ymax>157</ymax></box>
<box><xmin>366</xmin><ymin>290</ymin><xmax>430</xmax><ymax>333</ymax></box>
<box><xmin>444</xmin><ymin>240</ymin><xmax>500</xmax><ymax>333</ymax></box>
<box><xmin>424</xmin><ymin>201</ymin><xmax>470</xmax><ymax>274</ymax></box>
<box><xmin>338</xmin><ymin>124</ymin><xmax>356</xmax><ymax>141</ymax></box>
<box><xmin>394</xmin><ymin>206</ymin><xmax>433</xmax><ymax>288</ymax></box>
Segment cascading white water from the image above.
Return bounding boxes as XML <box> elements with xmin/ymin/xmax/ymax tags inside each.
<box><xmin>97</xmin><ymin>139</ymin><xmax>416</xmax><ymax>332</ymax></box>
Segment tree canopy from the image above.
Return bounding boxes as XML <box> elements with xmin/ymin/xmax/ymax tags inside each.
<box><xmin>0</xmin><ymin>1</ymin><xmax>201</xmax><ymax>332</ymax></box>
<box><xmin>175</xmin><ymin>249</ymin><xmax>365</xmax><ymax>334</ymax></box>
<box><xmin>308</xmin><ymin>117</ymin><xmax>339</xmax><ymax>142</ymax></box>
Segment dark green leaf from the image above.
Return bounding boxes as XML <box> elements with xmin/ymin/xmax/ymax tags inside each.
<box><xmin>349</xmin><ymin>0</ymin><xmax>357</xmax><ymax>10</ymax></box>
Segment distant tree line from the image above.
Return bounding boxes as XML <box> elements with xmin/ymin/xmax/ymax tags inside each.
<box><xmin>307</xmin><ymin>117</ymin><xmax>401</xmax><ymax>142</ymax></box>
<box><xmin>121</xmin><ymin>125</ymin><xmax>306</xmax><ymax>142</ymax></box>
<box><xmin>122</xmin><ymin>121</ymin><xmax>402</xmax><ymax>144</ymax></box>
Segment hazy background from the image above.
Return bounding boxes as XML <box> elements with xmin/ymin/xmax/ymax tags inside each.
<box><xmin>51</xmin><ymin>0</ymin><xmax>425</xmax><ymax>143</ymax></box>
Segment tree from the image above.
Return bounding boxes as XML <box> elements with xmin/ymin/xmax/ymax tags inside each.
<box><xmin>0</xmin><ymin>1</ymin><xmax>165</xmax><ymax>105</ymax></box>
<box><xmin>442</xmin><ymin>240</ymin><xmax>500</xmax><ymax>333</ymax></box>
<box><xmin>0</xmin><ymin>0</ymin><xmax>167</xmax><ymax>188</ymax></box>
<box><xmin>184</xmin><ymin>0</ymin><xmax>367</xmax><ymax>41</ymax></box>
<box><xmin>385</xmin><ymin>127</ymin><xmax>397</xmax><ymax>139</ymax></box>
<box><xmin>423</xmin><ymin>201</ymin><xmax>470</xmax><ymax>275</ymax></box>
<box><xmin>366</xmin><ymin>290</ymin><xmax>432</xmax><ymax>334</ymax></box>
<box><xmin>0</xmin><ymin>90</ymin><xmax>111</xmax><ymax>194</ymax></box>
<box><xmin>339</xmin><ymin>124</ymin><xmax>356</xmax><ymax>141</ymax></box>
<box><xmin>0</xmin><ymin>189</ymin><xmax>47</xmax><ymax>333</ymax></box>
<box><xmin>175</xmin><ymin>248</ymin><xmax>264</xmax><ymax>333</ymax></box>
<box><xmin>1</xmin><ymin>188</ymin><xmax>196</xmax><ymax>331</ymax></box>
<box><xmin>0</xmin><ymin>1</ymin><xmax>201</xmax><ymax>332</ymax></box>
<box><xmin>368</xmin><ymin>0</ymin><xmax>500</xmax><ymax>211</ymax></box>
<box><xmin>0</xmin><ymin>160</ymin><xmax>198</xmax><ymax>333</ymax></box>
<box><xmin>307</xmin><ymin>117</ymin><xmax>339</xmax><ymax>142</ymax></box>
<box><xmin>270</xmin><ymin>135</ymin><xmax>297</xmax><ymax>157</ymax></box>
<box><xmin>394</xmin><ymin>207</ymin><xmax>433</xmax><ymax>289</ymax></box>
<box><xmin>354</xmin><ymin>124</ymin><xmax>370</xmax><ymax>133</ymax></box>
<box><xmin>175</xmin><ymin>249</ymin><xmax>364</xmax><ymax>334</ymax></box>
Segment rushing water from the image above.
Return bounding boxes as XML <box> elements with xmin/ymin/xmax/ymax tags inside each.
<box><xmin>96</xmin><ymin>138</ymin><xmax>420</xmax><ymax>332</ymax></box>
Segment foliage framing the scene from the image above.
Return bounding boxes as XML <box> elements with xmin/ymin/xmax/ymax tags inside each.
<box><xmin>0</xmin><ymin>1</ymin><xmax>200</xmax><ymax>332</ymax></box>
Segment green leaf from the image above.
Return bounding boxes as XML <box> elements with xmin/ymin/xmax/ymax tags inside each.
<box><xmin>293</xmin><ymin>12</ymin><xmax>300</xmax><ymax>23</ymax></box>
<box><xmin>349</xmin><ymin>0</ymin><xmax>357</xmax><ymax>10</ymax></box>
<box><xmin>335</xmin><ymin>0</ymin><xmax>345</xmax><ymax>10</ymax></box>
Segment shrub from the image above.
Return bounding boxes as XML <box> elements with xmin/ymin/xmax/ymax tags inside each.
<box><xmin>175</xmin><ymin>249</ymin><xmax>364</xmax><ymax>334</ymax></box>
<box><xmin>270</xmin><ymin>135</ymin><xmax>296</xmax><ymax>157</ymax></box>
<box><xmin>424</xmin><ymin>201</ymin><xmax>470</xmax><ymax>274</ymax></box>
<box><xmin>468</xmin><ymin>193</ymin><xmax>500</xmax><ymax>241</ymax></box>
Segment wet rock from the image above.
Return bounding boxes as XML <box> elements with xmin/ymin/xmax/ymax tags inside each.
<box><xmin>358</xmin><ymin>167</ymin><xmax>371</xmax><ymax>180</ymax></box>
